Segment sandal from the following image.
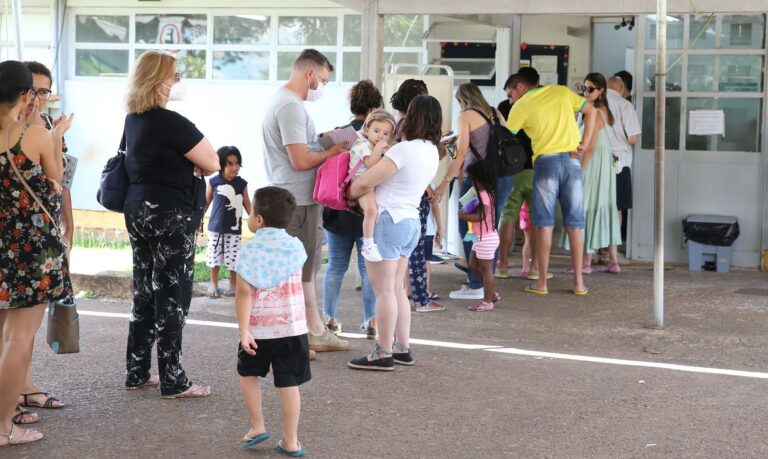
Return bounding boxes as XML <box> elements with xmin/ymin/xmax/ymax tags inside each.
<box><xmin>468</xmin><ymin>301</ymin><xmax>494</xmax><ymax>312</ymax></box>
<box><xmin>206</xmin><ymin>286</ymin><xmax>220</xmax><ymax>299</ymax></box>
<box><xmin>276</xmin><ymin>439</ymin><xmax>306</xmax><ymax>457</ymax></box>
<box><xmin>0</xmin><ymin>424</ymin><xmax>43</xmax><ymax>447</ymax></box>
<box><xmin>19</xmin><ymin>392</ymin><xmax>63</xmax><ymax>409</ymax></box>
<box><xmin>162</xmin><ymin>384</ymin><xmax>211</xmax><ymax>399</ymax></box>
<box><xmin>12</xmin><ymin>405</ymin><xmax>38</xmax><ymax>425</ymax></box>
<box><xmin>492</xmin><ymin>292</ymin><xmax>501</xmax><ymax>303</ymax></box>
<box><xmin>563</xmin><ymin>264</ymin><xmax>592</xmax><ymax>275</ymax></box>
<box><xmin>125</xmin><ymin>375</ymin><xmax>160</xmax><ymax>390</ymax></box>
<box><xmin>241</xmin><ymin>432</ymin><xmax>271</xmax><ymax>449</ymax></box>
<box><xmin>599</xmin><ymin>262</ymin><xmax>621</xmax><ymax>274</ymax></box>
<box><xmin>221</xmin><ymin>288</ymin><xmax>236</xmax><ymax>298</ymax></box>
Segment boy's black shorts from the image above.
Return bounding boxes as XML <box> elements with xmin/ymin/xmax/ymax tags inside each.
<box><xmin>237</xmin><ymin>334</ymin><xmax>311</xmax><ymax>387</ymax></box>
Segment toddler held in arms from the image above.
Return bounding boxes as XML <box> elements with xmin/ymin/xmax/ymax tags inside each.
<box><xmin>349</xmin><ymin>110</ymin><xmax>397</xmax><ymax>262</ymax></box>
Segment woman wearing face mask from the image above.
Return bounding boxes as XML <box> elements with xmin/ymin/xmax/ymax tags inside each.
<box><xmin>122</xmin><ymin>51</ymin><xmax>219</xmax><ymax>398</ymax></box>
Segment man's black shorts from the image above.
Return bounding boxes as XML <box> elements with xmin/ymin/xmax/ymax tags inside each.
<box><xmin>237</xmin><ymin>334</ymin><xmax>311</xmax><ymax>388</ymax></box>
<box><xmin>616</xmin><ymin>166</ymin><xmax>633</xmax><ymax>211</ymax></box>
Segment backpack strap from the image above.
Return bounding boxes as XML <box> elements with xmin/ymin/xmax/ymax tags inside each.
<box><xmin>341</xmin><ymin>159</ymin><xmax>364</xmax><ymax>188</ymax></box>
<box><xmin>468</xmin><ymin>108</ymin><xmax>498</xmax><ymax>160</ymax></box>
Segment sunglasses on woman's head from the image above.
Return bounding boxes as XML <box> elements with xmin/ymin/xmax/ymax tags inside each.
<box><xmin>581</xmin><ymin>85</ymin><xmax>598</xmax><ymax>94</ymax></box>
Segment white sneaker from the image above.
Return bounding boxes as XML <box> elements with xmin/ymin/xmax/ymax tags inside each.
<box><xmin>449</xmin><ymin>286</ymin><xmax>484</xmax><ymax>300</ymax></box>
<box><xmin>361</xmin><ymin>243</ymin><xmax>383</xmax><ymax>262</ymax></box>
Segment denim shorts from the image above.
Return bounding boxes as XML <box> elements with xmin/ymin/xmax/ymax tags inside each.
<box><xmin>374</xmin><ymin>211</ymin><xmax>420</xmax><ymax>260</ymax></box>
<box><xmin>532</xmin><ymin>153</ymin><xmax>585</xmax><ymax>228</ymax></box>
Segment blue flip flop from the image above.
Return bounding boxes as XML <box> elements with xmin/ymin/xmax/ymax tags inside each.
<box><xmin>276</xmin><ymin>440</ymin><xmax>306</xmax><ymax>457</ymax></box>
<box><xmin>241</xmin><ymin>432</ymin><xmax>270</xmax><ymax>449</ymax></box>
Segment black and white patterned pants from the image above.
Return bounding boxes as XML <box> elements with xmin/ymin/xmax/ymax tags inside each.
<box><xmin>124</xmin><ymin>200</ymin><xmax>203</xmax><ymax>396</ymax></box>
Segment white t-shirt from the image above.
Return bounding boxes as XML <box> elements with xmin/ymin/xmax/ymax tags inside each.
<box><xmin>375</xmin><ymin>139</ymin><xmax>439</xmax><ymax>224</ymax></box>
<box><xmin>606</xmin><ymin>89</ymin><xmax>642</xmax><ymax>171</ymax></box>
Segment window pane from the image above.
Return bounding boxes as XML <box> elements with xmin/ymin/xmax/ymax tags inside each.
<box><xmin>718</xmin><ymin>98</ymin><xmax>762</xmax><ymax>152</ymax></box>
<box><xmin>383</xmin><ymin>52</ymin><xmax>420</xmax><ymax>65</ymax></box>
<box><xmin>687</xmin><ymin>55</ymin><xmax>715</xmax><ymax>92</ymax></box>
<box><xmin>719</xmin><ymin>55</ymin><xmax>763</xmax><ymax>92</ymax></box>
<box><xmin>689</xmin><ymin>15</ymin><xmax>715</xmax><ymax>49</ymax></box>
<box><xmin>213</xmin><ymin>51</ymin><xmax>269</xmax><ymax>80</ymax></box>
<box><xmin>644</xmin><ymin>15</ymin><xmax>684</xmax><ymax>49</ymax></box>
<box><xmin>342</xmin><ymin>52</ymin><xmax>360</xmax><ymax>82</ymax></box>
<box><xmin>75</xmin><ymin>49</ymin><xmax>128</xmax><ymax>76</ymax></box>
<box><xmin>722</xmin><ymin>15</ymin><xmax>765</xmax><ymax>49</ymax></box>
<box><xmin>277</xmin><ymin>52</ymin><xmax>336</xmax><ymax>80</ymax></box>
<box><xmin>136</xmin><ymin>14</ymin><xmax>207</xmax><ymax>45</ymax></box>
<box><xmin>643</xmin><ymin>54</ymin><xmax>682</xmax><ymax>91</ymax></box>
<box><xmin>76</xmin><ymin>15</ymin><xmax>129</xmax><ymax>43</ymax></box>
<box><xmin>641</xmin><ymin>97</ymin><xmax>681</xmax><ymax>150</ymax></box>
<box><xmin>685</xmin><ymin>97</ymin><xmax>716</xmax><ymax>150</ymax></box>
<box><xmin>343</xmin><ymin>15</ymin><xmax>361</xmax><ymax>46</ymax></box>
<box><xmin>384</xmin><ymin>15</ymin><xmax>423</xmax><ymax>47</ymax></box>
<box><xmin>278</xmin><ymin>17</ymin><xmax>338</xmax><ymax>46</ymax></box>
<box><xmin>213</xmin><ymin>16</ymin><xmax>270</xmax><ymax>45</ymax></box>
<box><xmin>136</xmin><ymin>49</ymin><xmax>207</xmax><ymax>79</ymax></box>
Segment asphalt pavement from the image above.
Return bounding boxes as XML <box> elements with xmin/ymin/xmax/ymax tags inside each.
<box><xmin>9</xmin><ymin>260</ymin><xmax>768</xmax><ymax>458</ymax></box>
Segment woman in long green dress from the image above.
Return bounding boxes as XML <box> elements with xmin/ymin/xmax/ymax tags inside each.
<box><xmin>567</xmin><ymin>73</ymin><xmax>622</xmax><ymax>274</ymax></box>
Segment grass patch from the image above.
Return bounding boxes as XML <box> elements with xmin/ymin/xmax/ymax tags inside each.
<box><xmin>193</xmin><ymin>260</ymin><xmax>230</xmax><ymax>283</ymax></box>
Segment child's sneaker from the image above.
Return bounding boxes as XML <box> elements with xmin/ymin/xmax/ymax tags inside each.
<box><xmin>361</xmin><ymin>243</ymin><xmax>383</xmax><ymax>262</ymax></box>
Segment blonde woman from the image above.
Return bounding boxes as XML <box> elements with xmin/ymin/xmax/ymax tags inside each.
<box><xmin>122</xmin><ymin>51</ymin><xmax>218</xmax><ymax>398</ymax></box>
<box><xmin>432</xmin><ymin>83</ymin><xmax>515</xmax><ymax>301</ymax></box>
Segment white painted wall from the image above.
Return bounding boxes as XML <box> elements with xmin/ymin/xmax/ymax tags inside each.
<box><xmin>521</xmin><ymin>15</ymin><xmax>591</xmax><ymax>90</ymax></box>
<box><xmin>64</xmin><ymin>80</ymin><xmax>358</xmax><ymax>211</ymax></box>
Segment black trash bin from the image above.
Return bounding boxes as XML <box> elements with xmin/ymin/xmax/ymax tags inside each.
<box><xmin>683</xmin><ymin>215</ymin><xmax>739</xmax><ymax>272</ymax></box>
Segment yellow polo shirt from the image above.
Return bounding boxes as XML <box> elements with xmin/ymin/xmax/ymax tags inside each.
<box><xmin>507</xmin><ymin>85</ymin><xmax>586</xmax><ymax>163</ymax></box>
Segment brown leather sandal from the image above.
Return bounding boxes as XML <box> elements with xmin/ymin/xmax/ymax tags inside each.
<box><xmin>11</xmin><ymin>405</ymin><xmax>38</xmax><ymax>425</ymax></box>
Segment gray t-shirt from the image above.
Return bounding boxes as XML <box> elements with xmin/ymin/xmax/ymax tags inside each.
<box><xmin>262</xmin><ymin>87</ymin><xmax>322</xmax><ymax>205</ymax></box>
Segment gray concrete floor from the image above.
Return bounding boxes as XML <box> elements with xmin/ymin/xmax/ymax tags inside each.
<box><xmin>13</xmin><ymin>260</ymin><xmax>768</xmax><ymax>458</ymax></box>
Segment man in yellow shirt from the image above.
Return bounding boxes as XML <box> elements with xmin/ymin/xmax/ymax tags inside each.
<box><xmin>507</xmin><ymin>71</ymin><xmax>594</xmax><ymax>295</ymax></box>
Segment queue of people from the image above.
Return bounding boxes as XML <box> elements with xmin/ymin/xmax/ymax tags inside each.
<box><xmin>0</xmin><ymin>46</ymin><xmax>641</xmax><ymax>453</ymax></box>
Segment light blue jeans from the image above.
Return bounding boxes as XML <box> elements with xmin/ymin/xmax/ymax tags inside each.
<box><xmin>322</xmin><ymin>230</ymin><xmax>376</xmax><ymax>326</ymax></box>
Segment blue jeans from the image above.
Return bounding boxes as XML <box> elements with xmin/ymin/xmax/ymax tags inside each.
<box><xmin>532</xmin><ymin>153</ymin><xmax>584</xmax><ymax>228</ymax></box>
<box><xmin>322</xmin><ymin>230</ymin><xmax>376</xmax><ymax>326</ymax></box>
<box><xmin>458</xmin><ymin>174</ymin><xmax>515</xmax><ymax>289</ymax></box>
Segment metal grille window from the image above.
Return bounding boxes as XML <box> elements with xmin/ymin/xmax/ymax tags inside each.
<box><xmin>70</xmin><ymin>10</ymin><xmax>427</xmax><ymax>84</ymax></box>
<box><xmin>639</xmin><ymin>14</ymin><xmax>766</xmax><ymax>153</ymax></box>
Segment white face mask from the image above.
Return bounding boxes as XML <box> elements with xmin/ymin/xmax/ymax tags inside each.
<box><xmin>306</xmin><ymin>73</ymin><xmax>325</xmax><ymax>102</ymax></box>
<box><xmin>161</xmin><ymin>81</ymin><xmax>188</xmax><ymax>101</ymax></box>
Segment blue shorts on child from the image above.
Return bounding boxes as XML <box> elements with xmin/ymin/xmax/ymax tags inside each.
<box><xmin>237</xmin><ymin>334</ymin><xmax>311</xmax><ymax>388</ymax></box>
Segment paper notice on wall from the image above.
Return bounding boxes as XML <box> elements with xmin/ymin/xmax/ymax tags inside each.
<box><xmin>531</xmin><ymin>55</ymin><xmax>557</xmax><ymax>73</ymax></box>
<box><xmin>539</xmin><ymin>73</ymin><xmax>559</xmax><ymax>86</ymax></box>
<box><xmin>688</xmin><ymin>110</ymin><xmax>725</xmax><ymax>136</ymax></box>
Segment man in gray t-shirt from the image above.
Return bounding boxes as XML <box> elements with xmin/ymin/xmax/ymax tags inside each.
<box><xmin>261</xmin><ymin>48</ymin><xmax>349</xmax><ymax>352</ymax></box>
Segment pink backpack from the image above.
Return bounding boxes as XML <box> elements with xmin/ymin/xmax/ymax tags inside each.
<box><xmin>313</xmin><ymin>151</ymin><xmax>364</xmax><ymax>210</ymax></box>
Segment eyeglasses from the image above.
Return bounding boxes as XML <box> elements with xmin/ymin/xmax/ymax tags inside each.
<box><xmin>580</xmin><ymin>85</ymin><xmax>598</xmax><ymax>94</ymax></box>
<box><xmin>31</xmin><ymin>88</ymin><xmax>52</xmax><ymax>101</ymax></box>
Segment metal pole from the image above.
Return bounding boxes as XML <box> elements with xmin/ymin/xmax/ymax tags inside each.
<box><xmin>653</xmin><ymin>0</ymin><xmax>667</xmax><ymax>328</ymax></box>
<box><xmin>11</xmin><ymin>0</ymin><xmax>22</xmax><ymax>60</ymax></box>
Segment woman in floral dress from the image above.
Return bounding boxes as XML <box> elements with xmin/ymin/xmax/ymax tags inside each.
<box><xmin>0</xmin><ymin>60</ymin><xmax>71</xmax><ymax>447</ymax></box>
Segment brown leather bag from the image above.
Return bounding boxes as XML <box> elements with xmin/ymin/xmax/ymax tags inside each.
<box><xmin>46</xmin><ymin>299</ymin><xmax>80</xmax><ymax>354</ymax></box>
